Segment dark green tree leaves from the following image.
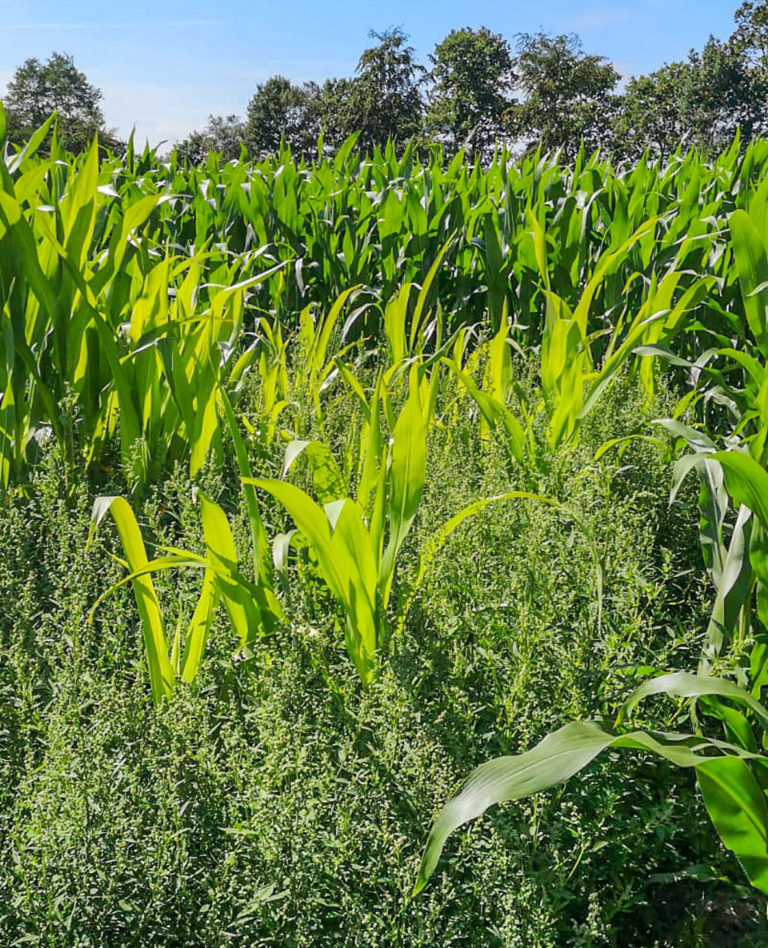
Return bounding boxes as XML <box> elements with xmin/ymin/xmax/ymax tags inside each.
<box><xmin>508</xmin><ymin>33</ymin><xmax>620</xmax><ymax>160</ymax></box>
<box><xmin>244</xmin><ymin>76</ymin><xmax>318</xmax><ymax>158</ymax></box>
<box><xmin>177</xmin><ymin>114</ymin><xmax>246</xmax><ymax>164</ymax></box>
<box><xmin>426</xmin><ymin>27</ymin><xmax>514</xmax><ymax>157</ymax></box>
<box><xmin>344</xmin><ymin>28</ymin><xmax>425</xmax><ymax>152</ymax></box>
<box><xmin>3</xmin><ymin>52</ymin><xmax>117</xmax><ymax>155</ymax></box>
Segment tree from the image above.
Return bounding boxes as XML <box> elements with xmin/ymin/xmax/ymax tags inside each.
<box><xmin>685</xmin><ymin>35</ymin><xmax>766</xmax><ymax>152</ymax></box>
<box><xmin>307</xmin><ymin>77</ymin><xmax>357</xmax><ymax>152</ymax></box>
<box><xmin>176</xmin><ymin>114</ymin><xmax>245</xmax><ymax>164</ymax></box>
<box><xmin>508</xmin><ymin>32</ymin><xmax>620</xmax><ymax>159</ymax></box>
<box><xmin>244</xmin><ymin>76</ymin><xmax>319</xmax><ymax>158</ymax></box>
<box><xmin>3</xmin><ymin>52</ymin><xmax>115</xmax><ymax>154</ymax></box>
<box><xmin>734</xmin><ymin>0</ymin><xmax>768</xmax><ymax>68</ymax></box>
<box><xmin>613</xmin><ymin>28</ymin><xmax>768</xmax><ymax>162</ymax></box>
<box><xmin>426</xmin><ymin>27</ymin><xmax>514</xmax><ymax>157</ymax></box>
<box><xmin>612</xmin><ymin>62</ymin><xmax>693</xmax><ymax>160</ymax></box>
<box><xmin>728</xmin><ymin>1</ymin><xmax>768</xmax><ymax>139</ymax></box>
<box><xmin>343</xmin><ymin>28</ymin><xmax>425</xmax><ymax>151</ymax></box>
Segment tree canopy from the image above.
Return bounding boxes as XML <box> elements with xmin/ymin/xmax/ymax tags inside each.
<box><xmin>508</xmin><ymin>33</ymin><xmax>620</xmax><ymax>159</ymax></box>
<box><xmin>177</xmin><ymin>114</ymin><xmax>245</xmax><ymax>164</ymax></box>
<box><xmin>244</xmin><ymin>76</ymin><xmax>318</xmax><ymax>158</ymax></box>
<box><xmin>344</xmin><ymin>28</ymin><xmax>425</xmax><ymax>151</ymax></box>
<box><xmin>612</xmin><ymin>64</ymin><xmax>692</xmax><ymax>161</ymax></box>
<box><xmin>3</xmin><ymin>52</ymin><xmax>116</xmax><ymax>154</ymax></box>
<box><xmin>426</xmin><ymin>27</ymin><xmax>514</xmax><ymax>156</ymax></box>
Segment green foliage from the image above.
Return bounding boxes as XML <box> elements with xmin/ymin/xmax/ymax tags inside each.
<box><xmin>508</xmin><ymin>33</ymin><xmax>620</xmax><ymax>159</ymax></box>
<box><xmin>0</xmin><ymin>378</ymin><xmax>738</xmax><ymax>946</ymax></box>
<box><xmin>612</xmin><ymin>64</ymin><xmax>692</xmax><ymax>161</ymax></box>
<box><xmin>735</xmin><ymin>0</ymin><xmax>768</xmax><ymax>68</ymax></box>
<box><xmin>244</xmin><ymin>75</ymin><xmax>319</xmax><ymax>158</ymax></box>
<box><xmin>344</xmin><ymin>28</ymin><xmax>426</xmax><ymax>152</ymax></box>
<box><xmin>416</xmin><ymin>674</ymin><xmax>768</xmax><ymax>898</ymax></box>
<box><xmin>250</xmin><ymin>373</ymin><xmax>427</xmax><ymax>683</ymax></box>
<box><xmin>3</xmin><ymin>115</ymin><xmax>761</xmax><ymax>490</ymax></box>
<box><xmin>614</xmin><ymin>38</ymin><xmax>766</xmax><ymax>161</ymax></box>
<box><xmin>176</xmin><ymin>114</ymin><xmax>246</xmax><ymax>163</ymax></box>
<box><xmin>9</xmin><ymin>107</ymin><xmax>768</xmax><ymax>944</ymax></box>
<box><xmin>415</xmin><ymin>154</ymin><xmax>768</xmax><ymax>913</ymax></box>
<box><xmin>426</xmin><ymin>27</ymin><xmax>514</xmax><ymax>156</ymax></box>
<box><xmin>2</xmin><ymin>52</ymin><xmax>117</xmax><ymax>155</ymax></box>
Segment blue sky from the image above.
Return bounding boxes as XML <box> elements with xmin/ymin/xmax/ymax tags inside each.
<box><xmin>0</xmin><ymin>0</ymin><xmax>740</xmax><ymax>145</ymax></box>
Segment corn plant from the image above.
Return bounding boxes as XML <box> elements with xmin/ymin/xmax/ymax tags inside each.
<box><xmin>0</xmin><ymin>119</ymin><xmax>289</xmax><ymax>487</ymax></box>
<box><xmin>415</xmin><ymin>670</ymin><xmax>768</xmax><ymax>896</ymax></box>
<box><xmin>445</xmin><ymin>240</ymin><xmax>713</xmax><ymax>487</ymax></box>
<box><xmin>88</xmin><ymin>490</ymin><xmax>282</xmax><ymax>704</ymax></box>
<box><xmin>249</xmin><ymin>371</ymin><xmax>426</xmax><ymax>683</ymax></box>
<box><xmin>3</xmin><ymin>109</ymin><xmax>768</xmax><ymax>492</ymax></box>
<box><xmin>253</xmin><ymin>360</ymin><xmax>557</xmax><ymax>683</ymax></box>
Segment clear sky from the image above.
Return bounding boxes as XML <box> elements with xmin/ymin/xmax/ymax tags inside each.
<box><xmin>0</xmin><ymin>0</ymin><xmax>741</xmax><ymax>146</ymax></box>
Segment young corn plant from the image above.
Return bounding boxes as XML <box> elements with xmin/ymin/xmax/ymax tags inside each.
<box><xmin>445</xmin><ymin>226</ymin><xmax>711</xmax><ymax>484</ymax></box>
<box><xmin>0</xmin><ymin>120</ymin><xmax>289</xmax><ymax>488</ymax></box>
<box><xmin>249</xmin><ymin>371</ymin><xmax>426</xmax><ymax>684</ymax></box>
<box><xmin>415</xmin><ymin>669</ymin><xmax>768</xmax><ymax>897</ymax></box>
<box><xmin>88</xmin><ymin>489</ymin><xmax>281</xmax><ymax>704</ymax></box>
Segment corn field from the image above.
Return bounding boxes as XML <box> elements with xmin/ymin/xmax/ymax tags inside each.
<box><xmin>6</xmin><ymin>111</ymin><xmax>768</xmax><ymax>944</ymax></box>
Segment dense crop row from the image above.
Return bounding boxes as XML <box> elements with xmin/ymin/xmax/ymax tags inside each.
<box><xmin>5</xmin><ymin>109</ymin><xmax>768</xmax><ymax>940</ymax></box>
<box><xmin>0</xmin><ymin>113</ymin><xmax>719</xmax><ymax>677</ymax></box>
<box><xmin>2</xmin><ymin>113</ymin><xmax>767</xmax><ymax>487</ymax></box>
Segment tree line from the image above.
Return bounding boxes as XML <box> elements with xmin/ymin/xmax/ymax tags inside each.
<box><xmin>3</xmin><ymin>1</ymin><xmax>768</xmax><ymax>163</ymax></box>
